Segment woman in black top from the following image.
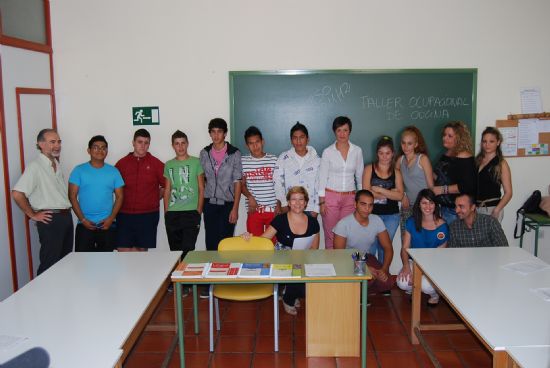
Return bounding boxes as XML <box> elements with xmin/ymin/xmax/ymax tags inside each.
<box><xmin>362</xmin><ymin>136</ymin><xmax>403</xmax><ymax>263</ymax></box>
<box><xmin>475</xmin><ymin>127</ymin><xmax>512</xmax><ymax>222</ymax></box>
<box><xmin>432</xmin><ymin>121</ymin><xmax>477</xmax><ymax>224</ymax></box>
<box><xmin>243</xmin><ymin>186</ymin><xmax>320</xmax><ymax>315</ymax></box>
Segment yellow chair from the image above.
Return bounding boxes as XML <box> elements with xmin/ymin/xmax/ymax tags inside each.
<box><xmin>209</xmin><ymin>236</ymin><xmax>279</xmax><ymax>352</ymax></box>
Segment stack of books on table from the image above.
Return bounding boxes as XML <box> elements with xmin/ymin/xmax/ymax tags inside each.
<box><xmin>171</xmin><ymin>262</ymin><xmax>210</xmax><ymax>279</ymax></box>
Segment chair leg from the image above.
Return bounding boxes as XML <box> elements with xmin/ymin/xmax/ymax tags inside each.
<box><xmin>273</xmin><ymin>285</ymin><xmax>279</xmax><ymax>352</ymax></box>
<box><xmin>209</xmin><ymin>285</ymin><xmax>214</xmax><ymax>352</ymax></box>
<box><xmin>215</xmin><ymin>297</ymin><xmax>220</xmax><ymax>331</ymax></box>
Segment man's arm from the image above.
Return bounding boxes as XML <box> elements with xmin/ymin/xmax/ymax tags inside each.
<box><xmin>101</xmin><ymin>187</ymin><xmax>124</xmax><ymax>230</ymax></box>
<box><xmin>197</xmin><ymin>174</ymin><xmax>205</xmax><ymax>215</ymax></box>
<box><xmin>241</xmin><ymin>176</ymin><xmax>257</xmax><ymax>213</ymax></box>
<box><xmin>229</xmin><ymin>180</ymin><xmax>241</xmax><ymax>224</ymax></box>
<box><xmin>163</xmin><ymin>178</ymin><xmax>172</xmax><ymax>213</ymax></box>
<box><xmin>376</xmin><ymin>230</ymin><xmax>394</xmax><ymax>274</ymax></box>
<box><xmin>488</xmin><ymin>217</ymin><xmax>509</xmax><ymax>247</ymax></box>
<box><xmin>11</xmin><ymin>190</ymin><xmax>52</xmax><ymax>224</ymax></box>
<box><xmin>68</xmin><ymin>183</ymin><xmax>96</xmax><ymax>230</ymax></box>
<box><xmin>333</xmin><ymin>234</ymin><xmax>347</xmax><ymax>249</ymax></box>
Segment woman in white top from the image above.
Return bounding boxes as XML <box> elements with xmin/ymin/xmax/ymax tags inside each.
<box><xmin>318</xmin><ymin>116</ymin><xmax>364</xmax><ymax>249</ymax></box>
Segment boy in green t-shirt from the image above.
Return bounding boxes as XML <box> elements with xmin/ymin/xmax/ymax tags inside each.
<box><xmin>163</xmin><ymin>130</ymin><xmax>204</xmax><ymax>262</ymax></box>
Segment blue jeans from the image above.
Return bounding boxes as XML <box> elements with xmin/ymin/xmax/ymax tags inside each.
<box><xmin>369</xmin><ymin>213</ymin><xmax>400</xmax><ymax>264</ymax></box>
<box><xmin>441</xmin><ymin>206</ymin><xmax>457</xmax><ymax>225</ymax></box>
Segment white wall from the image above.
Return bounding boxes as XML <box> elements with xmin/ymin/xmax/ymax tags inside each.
<box><xmin>0</xmin><ymin>45</ymin><xmax>52</xmax><ymax>299</ymax></box>
<box><xmin>49</xmin><ymin>0</ymin><xmax>550</xmax><ymax>265</ymax></box>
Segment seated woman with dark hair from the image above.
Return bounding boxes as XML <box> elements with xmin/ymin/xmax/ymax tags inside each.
<box><xmin>397</xmin><ymin>189</ymin><xmax>448</xmax><ymax>305</ymax></box>
<box><xmin>243</xmin><ymin>186</ymin><xmax>320</xmax><ymax>315</ymax></box>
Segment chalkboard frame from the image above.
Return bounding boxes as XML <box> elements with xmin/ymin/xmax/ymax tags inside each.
<box><xmin>229</xmin><ymin>69</ymin><xmax>477</xmax><ymax>163</ymax></box>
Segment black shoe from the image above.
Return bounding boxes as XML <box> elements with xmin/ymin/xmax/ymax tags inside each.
<box><xmin>199</xmin><ymin>287</ymin><xmax>210</xmax><ymax>299</ymax></box>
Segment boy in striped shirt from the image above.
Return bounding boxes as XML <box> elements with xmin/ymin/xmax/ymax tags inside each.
<box><xmin>241</xmin><ymin>126</ymin><xmax>280</xmax><ymax>236</ymax></box>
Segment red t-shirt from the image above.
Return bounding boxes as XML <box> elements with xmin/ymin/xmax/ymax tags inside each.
<box><xmin>115</xmin><ymin>152</ymin><xmax>165</xmax><ymax>214</ymax></box>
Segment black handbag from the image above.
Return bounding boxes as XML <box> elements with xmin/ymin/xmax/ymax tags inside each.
<box><xmin>514</xmin><ymin>190</ymin><xmax>544</xmax><ymax>238</ymax></box>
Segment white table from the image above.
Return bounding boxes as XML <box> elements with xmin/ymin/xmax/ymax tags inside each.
<box><xmin>0</xmin><ymin>251</ymin><xmax>181</xmax><ymax>368</ymax></box>
<box><xmin>507</xmin><ymin>346</ymin><xmax>550</xmax><ymax>368</ymax></box>
<box><xmin>408</xmin><ymin>247</ymin><xmax>550</xmax><ymax>367</ymax></box>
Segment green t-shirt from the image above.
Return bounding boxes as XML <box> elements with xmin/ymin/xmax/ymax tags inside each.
<box><xmin>164</xmin><ymin>156</ymin><xmax>204</xmax><ymax>212</ymax></box>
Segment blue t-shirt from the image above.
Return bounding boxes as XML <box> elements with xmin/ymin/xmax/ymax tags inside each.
<box><xmin>69</xmin><ymin>162</ymin><xmax>124</xmax><ymax>223</ymax></box>
<box><xmin>405</xmin><ymin>217</ymin><xmax>449</xmax><ymax>249</ymax></box>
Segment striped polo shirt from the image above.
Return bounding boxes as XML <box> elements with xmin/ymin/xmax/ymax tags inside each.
<box><xmin>242</xmin><ymin>153</ymin><xmax>278</xmax><ymax>212</ymax></box>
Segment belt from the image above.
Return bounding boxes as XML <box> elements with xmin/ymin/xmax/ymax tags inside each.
<box><xmin>325</xmin><ymin>188</ymin><xmax>356</xmax><ymax>195</ymax></box>
<box><xmin>42</xmin><ymin>208</ymin><xmax>72</xmax><ymax>214</ymax></box>
<box><xmin>476</xmin><ymin>198</ymin><xmax>500</xmax><ymax>207</ymax></box>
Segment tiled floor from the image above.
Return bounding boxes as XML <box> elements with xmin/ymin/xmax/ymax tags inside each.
<box><xmin>124</xmin><ymin>286</ymin><xmax>492</xmax><ymax>368</ymax></box>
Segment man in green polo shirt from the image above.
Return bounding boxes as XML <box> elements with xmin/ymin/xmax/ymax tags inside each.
<box><xmin>12</xmin><ymin>129</ymin><xmax>74</xmax><ymax>274</ymax></box>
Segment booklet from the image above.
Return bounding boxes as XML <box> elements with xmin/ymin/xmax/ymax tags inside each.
<box><xmin>304</xmin><ymin>263</ymin><xmax>336</xmax><ymax>277</ymax></box>
<box><xmin>238</xmin><ymin>263</ymin><xmax>271</xmax><ymax>278</ymax></box>
<box><xmin>171</xmin><ymin>262</ymin><xmax>209</xmax><ymax>279</ymax></box>
<box><xmin>269</xmin><ymin>264</ymin><xmax>302</xmax><ymax>278</ymax></box>
<box><xmin>205</xmin><ymin>262</ymin><xmax>241</xmax><ymax>278</ymax></box>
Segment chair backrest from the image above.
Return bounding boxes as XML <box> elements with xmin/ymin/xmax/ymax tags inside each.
<box><xmin>218</xmin><ymin>236</ymin><xmax>274</xmax><ymax>252</ymax></box>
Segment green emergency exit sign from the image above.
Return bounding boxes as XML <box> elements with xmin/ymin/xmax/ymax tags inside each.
<box><xmin>132</xmin><ymin>106</ymin><xmax>159</xmax><ymax>125</ymax></box>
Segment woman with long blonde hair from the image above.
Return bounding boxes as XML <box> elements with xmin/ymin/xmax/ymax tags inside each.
<box><xmin>432</xmin><ymin>121</ymin><xmax>477</xmax><ymax>224</ymax></box>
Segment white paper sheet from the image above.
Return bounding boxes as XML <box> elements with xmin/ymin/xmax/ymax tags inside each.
<box><xmin>304</xmin><ymin>263</ymin><xmax>336</xmax><ymax>277</ymax></box>
<box><xmin>520</xmin><ymin>87</ymin><xmax>543</xmax><ymax>114</ymax></box>
<box><xmin>0</xmin><ymin>335</ymin><xmax>28</xmax><ymax>352</ymax></box>
<box><xmin>518</xmin><ymin>119</ymin><xmax>539</xmax><ymax>149</ymax></box>
<box><xmin>292</xmin><ymin>235</ymin><xmax>316</xmax><ymax>250</ymax></box>
<box><xmin>500</xmin><ymin>127</ymin><xmax>518</xmax><ymax>156</ymax></box>
<box><xmin>502</xmin><ymin>260</ymin><xmax>550</xmax><ymax>276</ymax></box>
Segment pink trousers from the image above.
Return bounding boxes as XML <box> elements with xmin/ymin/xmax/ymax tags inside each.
<box><xmin>321</xmin><ymin>190</ymin><xmax>356</xmax><ymax>249</ymax></box>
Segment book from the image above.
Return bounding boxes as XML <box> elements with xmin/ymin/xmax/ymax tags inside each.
<box><xmin>205</xmin><ymin>262</ymin><xmax>241</xmax><ymax>278</ymax></box>
<box><xmin>171</xmin><ymin>262</ymin><xmax>209</xmax><ymax>279</ymax></box>
<box><xmin>304</xmin><ymin>263</ymin><xmax>336</xmax><ymax>277</ymax></box>
<box><xmin>238</xmin><ymin>263</ymin><xmax>271</xmax><ymax>278</ymax></box>
<box><xmin>269</xmin><ymin>264</ymin><xmax>302</xmax><ymax>278</ymax></box>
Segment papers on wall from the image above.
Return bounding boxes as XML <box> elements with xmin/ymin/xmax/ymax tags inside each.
<box><xmin>531</xmin><ymin>287</ymin><xmax>550</xmax><ymax>302</ymax></box>
<box><xmin>518</xmin><ymin>119</ymin><xmax>539</xmax><ymax>149</ymax></box>
<box><xmin>500</xmin><ymin>127</ymin><xmax>518</xmax><ymax>156</ymax></box>
<box><xmin>304</xmin><ymin>263</ymin><xmax>336</xmax><ymax>277</ymax></box>
<box><xmin>520</xmin><ymin>87</ymin><xmax>543</xmax><ymax>114</ymax></box>
<box><xmin>292</xmin><ymin>235</ymin><xmax>316</xmax><ymax>250</ymax></box>
<box><xmin>525</xmin><ymin>144</ymin><xmax>549</xmax><ymax>156</ymax></box>
<box><xmin>502</xmin><ymin>260</ymin><xmax>550</xmax><ymax>276</ymax></box>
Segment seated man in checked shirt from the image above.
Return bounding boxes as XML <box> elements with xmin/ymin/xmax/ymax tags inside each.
<box><xmin>448</xmin><ymin>193</ymin><xmax>509</xmax><ymax>248</ymax></box>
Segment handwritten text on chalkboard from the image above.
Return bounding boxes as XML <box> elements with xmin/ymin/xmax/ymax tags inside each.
<box><xmin>361</xmin><ymin>95</ymin><xmax>470</xmax><ymax>121</ymax></box>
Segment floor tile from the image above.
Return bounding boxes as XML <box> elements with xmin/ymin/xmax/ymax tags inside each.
<box><xmin>168</xmin><ymin>352</ymin><xmax>210</xmax><ymax>368</ymax></box>
<box><xmin>210</xmin><ymin>353</ymin><xmax>252</xmax><ymax>368</ymax></box>
<box><xmin>369</xmin><ymin>320</ymin><xmax>407</xmax><ymax>336</ymax></box>
<box><xmin>448</xmin><ymin>331</ymin><xmax>485</xmax><ymax>350</ymax></box>
<box><xmin>433</xmin><ymin>351</ymin><xmax>465</xmax><ymax>367</ymax></box>
<box><xmin>133</xmin><ymin>332</ymin><xmax>175</xmax><ymax>353</ymax></box>
<box><xmin>124</xmin><ymin>352</ymin><xmax>165</xmax><ymax>368</ymax></box>
<box><xmin>219</xmin><ymin>320</ymin><xmax>257</xmax><ymax>335</ymax></box>
<box><xmin>371</xmin><ymin>333</ymin><xmax>414</xmax><ymax>352</ymax></box>
<box><xmin>182</xmin><ymin>335</ymin><xmax>211</xmax><ymax>353</ymax></box>
<box><xmin>255</xmin><ymin>334</ymin><xmax>293</xmax><ymax>353</ymax></box>
<box><xmin>214</xmin><ymin>335</ymin><xmax>255</xmax><ymax>353</ymax></box>
<box><xmin>294</xmin><ymin>353</ymin><xmax>337</xmax><ymax>368</ymax></box>
<box><xmin>252</xmin><ymin>352</ymin><xmax>293</xmax><ymax>367</ymax></box>
<box><xmin>336</xmin><ymin>355</ymin><xmax>379</xmax><ymax>368</ymax></box>
<box><xmin>377</xmin><ymin>351</ymin><xmax>423</xmax><ymax>368</ymax></box>
<box><xmin>458</xmin><ymin>349</ymin><xmax>492</xmax><ymax>367</ymax></box>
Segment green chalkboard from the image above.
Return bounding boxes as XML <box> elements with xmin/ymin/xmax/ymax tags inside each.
<box><xmin>229</xmin><ymin>69</ymin><xmax>477</xmax><ymax>164</ymax></box>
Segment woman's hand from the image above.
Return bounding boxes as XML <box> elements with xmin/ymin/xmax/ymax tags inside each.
<box><xmin>240</xmin><ymin>232</ymin><xmax>252</xmax><ymax>241</ymax></box>
<box><xmin>398</xmin><ymin>268</ymin><xmax>412</xmax><ymax>286</ymax></box>
<box><xmin>401</xmin><ymin>195</ymin><xmax>410</xmax><ymax>209</ymax></box>
<box><xmin>319</xmin><ymin>203</ymin><xmax>327</xmax><ymax>216</ymax></box>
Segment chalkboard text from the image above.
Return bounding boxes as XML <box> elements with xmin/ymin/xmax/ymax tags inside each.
<box><xmin>311</xmin><ymin>82</ymin><xmax>351</xmax><ymax>104</ymax></box>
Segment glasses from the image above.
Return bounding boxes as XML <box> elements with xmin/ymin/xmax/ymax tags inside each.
<box><xmin>91</xmin><ymin>145</ymin><xmax>107</xmax><ymax>151</ymax></box>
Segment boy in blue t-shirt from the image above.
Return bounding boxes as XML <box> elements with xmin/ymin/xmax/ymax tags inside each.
<box><xmin>69</xmin><ymin>135</ymin><xmax>124</xmax><ymax>252</ymax></box>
